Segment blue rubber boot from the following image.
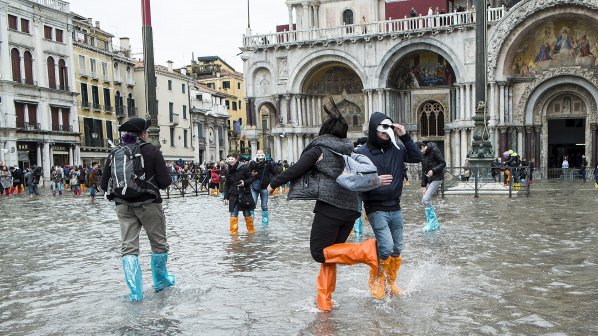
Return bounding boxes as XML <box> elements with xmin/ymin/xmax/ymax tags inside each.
<box><xmin>122</xmin><ymin>255</ymin><xmax>143</xmax><ymax>301</ymax></box>
<box><xmin>250</xmin><ymin>210</ymin><xmax>254</xmax><ymax>219</ymax></box>
<box><xmin>262</xmin><ymin>210</ymin><xmax>269</xmax><ymax>226</ymax></box>
<box><xmin>151</xmin><ymin>252</ymin><xmax>176</xmax><ymax>293</ymax></box>
<box><xmin>422</xmin><ymin>207</ymin><xmax>440</xmax><ymax>232</ymax></box>
<box><xmin>353</xmin><ymin>216</ymin><xmax>363</xmax><ymax>237</ymax></box>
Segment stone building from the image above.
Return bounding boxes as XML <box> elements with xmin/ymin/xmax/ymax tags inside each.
<box><xmin>241</xmin><ymin>0</ymin><xmax>598</xmax><ymax>172</ymax></box>
<box><xmin>0</xmin><ymin>0</ymin><xmax>78</xmax><ymax>178</ymax></box>
<box><xmin>189</xmin><ymin>83</ymin><xmax>230</xmax><ymax>163</ymax></box>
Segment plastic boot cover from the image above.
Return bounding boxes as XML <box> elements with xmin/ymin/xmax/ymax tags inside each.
<box><xmin>323</xmin><ymin>239</ymin><xmax>378</xmax><ymax>272</ymax></box>
<box><xmin>369</xmin><ymin>258</ymin><xmax>389</xmax><ymax>299</ymax></box>
<box><xmin>386</xmin><ymin>256</ymin><xmax>402</xmax><ymax>296</ymax></box>
<box><xmin>151</xmin><ymin>252</ymin><xmax>176</xmax><ymax>292</ymax></box>
<box><xmin>230</xmin><ymin>217</ymin><xmax>239</xmax><ymax>235</ymax></box>
<box><xmin>316</xmin><ymin>263</ymin><xmax>336</xmax><ymax>311</ymax></box>
<box><xmin>245</xmin><ymin>216</ymin><xmax>255</xmax><ymax>234</ymax></box>
<box><xmin>262</xmin><ymin>210</ymin><xmax>269</xmax><ymax>226</ymax></box>
<box><xmin>353</xmin><ymin>217</ymin><xmax>363</xmax><ymax>236</ymax></box>
<box><xmin>422</xmin><ymin>207</ymin><xmax>440</xmax><ymax>232</ymax></box>
<box><xmin>122</xmin><ymin>255</ymin><xmax>143</xmax><ymax>301</ymax></box>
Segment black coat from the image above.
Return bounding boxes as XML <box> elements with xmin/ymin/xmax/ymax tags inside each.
<box><xmin>421</xmin><ymin>142</ymin><xmax>446</xmax><ymax>187</ymax></box>
<box><xmin>224</xmin><ymin>162</ymin><xmax>255</xmax><ymax>211</ymax></box>
<box><xmin>249</xmin><ymin>160</ymin><xmax>277</xmax><ymax>189</ymax></box>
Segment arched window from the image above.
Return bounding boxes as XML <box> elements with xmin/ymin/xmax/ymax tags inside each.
<box><xmin>24</xmin><ymin>51</ymin><xmax>33</xmax><ymax>85</ymax></box>
<box><xmin>419</xmin><ymin>102</ymin><xmax>445</xmax><ymax>137</ymax></box>
<box><xmin>58</xmin><ymin>59</ymin><xmax>68</xmax><ymax>90</ymax></box>
<box><xmin>11</xmin><ymin>48</ymin><xmax>21</xmax><ymax>82</ymax></box>
<box><xmin>47</xmin><ymin>56</ymin><xmax>56</xmax><ymax>89</ymax></box>
<box><xmin>127</xmin><ymin>93</ymin><xmax>135</xmax><ymax>117</ymax></box>
<box><xmin>342</xmin><ymin>9</ymin><xmax>354</xmax><ymax>25</ymax></box>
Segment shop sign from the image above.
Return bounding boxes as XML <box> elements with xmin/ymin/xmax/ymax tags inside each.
<box><xmin>198</xmin><ymin>137</ymin><xmax>206</xmax><ymax>150</ymax></box>
<box><xmin>17</xmin><ymin>143</ymin><xmax>34</xmax><ymax>151</ymax></box>
<box><xmin>53</xmin><ymin>145</ymin><xmax>68</xmax><ymax>151</ymax></box>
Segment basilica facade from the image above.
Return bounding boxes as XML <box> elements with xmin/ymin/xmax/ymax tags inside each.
<box><xmin>241</xmin><ymin>0</ymin><xmax>598</xmax><ymax>172</ymax></box>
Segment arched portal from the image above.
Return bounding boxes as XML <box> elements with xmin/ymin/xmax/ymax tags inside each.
<box><xmin>257</xmin><ymin>101</ymin><xmax>277</xmax><ymax>156</ymax></box>
<box><xmin>301</xmin><ymin>62</ymin><xmax>364</xmax><ymax>134</ymax></box>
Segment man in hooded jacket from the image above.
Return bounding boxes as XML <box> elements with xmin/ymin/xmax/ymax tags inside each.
<box><xmin>356</xmin><ymin>112</ymin><xmax>423</xmax><ymax>299</ymax></box>
<box><xmin>417</xmin><ymin>141</ymin><xmax>446</xmax><ymax>231</ymax></box>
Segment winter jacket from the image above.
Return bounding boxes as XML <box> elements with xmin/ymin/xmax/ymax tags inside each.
<box><xmin>356</xmin><ymin>112</ymin><xmax>423</xmax><ymax>214</ymax></box>
<box><xmin>249</xmin><ymin>160</ymin><xmax>278</xmax><ymax>190</ymax></box>
<box><xmin>224</xmin><ymin>162</ymin><xmax>255</xmax><ymax>211</ymax></box>
<box><xmin>421</xmin><ymin>142</ymin><xmax>446</xmax><ymax>187</ymax></box>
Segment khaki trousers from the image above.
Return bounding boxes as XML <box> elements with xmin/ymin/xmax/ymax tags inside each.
<box><xmin>116</xmin><ymin>203</ymin><xmax>169</xmax><ymax>256</ymax></box>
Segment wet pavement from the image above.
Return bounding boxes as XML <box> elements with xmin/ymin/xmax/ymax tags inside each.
<box><xmin>1</xmin><ymin>181</ymin><xmax>597</xmax><ymax>335</ymax></box>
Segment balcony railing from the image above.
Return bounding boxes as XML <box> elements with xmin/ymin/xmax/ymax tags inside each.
<box><xmin>104</xmin><ymin>105</ymin><xmax>112</xmax><ymax>113</ymax></box>
<box><xmin>81</xmin><ymin>101</ymin><xmax>90</xmax><ymax>109</ymax></box>
<box><xmin>33</xmin><ymin>0</ymin><xmax>69</xmax><ymax>13</ymax></box>
<box><xmin>126</xmin><ymin>80</ymin><xmax>135</xmax><ymax>87</ymax></box>
<box><xmin>115</xmin><ymin>105</ymin><xmax>126</xmax><ymax>117</ymax></box>
<box><xmin>170</xmin><ymin>113</ymin><xmax>179</xmax><ymax>125</ymax></box>
<box><xmin>127</xmin><ymin>107</ymin><xmax>138</xmax><ymax>117</ymax></box>
<box><xmin>91</xmin><ymin>71</ymin><xmax>98</xmax><ymax>79</ymax></box>
<box><xmin>243</xmin><ymin>7</ymin><xmax>505</xmax><ymax>49</ymax></box>
<box><xmin>51</xmin><ymin>124</ymin><xmax>73</xmax><ymax>132</ymax></box>
<box><xmin>92</xmin><ymin>103</ymin><xmax>101</xmax><ymax>111</ymax></box>
<box><xmin>103</xmin><ymin>75</ymin><xmax>110</xmax><ymax>83</ymax></box>
<box><xmin>114</xmin><ymin>76</ymin><xmax>122</xmax><ymax>84</ymax></box>
<box><xmin>18</xmin><ymin>122</ymin><xmax>41</xmax><ymax>131</ymax></box>
<box><xmin>58</xmin><ymin>84</ymin><xmax>69</xmax><ymax>91</ymax></box>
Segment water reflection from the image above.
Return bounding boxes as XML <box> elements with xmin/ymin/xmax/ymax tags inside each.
<box><xmin>0</xmin><ymin>182</ymin><xmax>597</xmax><ymax>334</ymax></box>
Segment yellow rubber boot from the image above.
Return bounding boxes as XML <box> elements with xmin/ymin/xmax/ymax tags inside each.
<box><xmin>369</xmin><ymin>258</ymin><xmax>389</xmax><ymax>299</ymax></box>
<box><xmin>386</xmin><ymin>256</ymin><xmax>402</xmax><ymax>296</ymax></box>
<box><xmin>244</xmin><ymin>215</ymin><xmax>255</xmax><ymax>234</ymax></box>
<box><xmin>229</xmin><ymin>217</ymin><xmax>239</xmax><ymax>235</ymax></box>
<box><xmin>316</xmin><ymin>263</ymin><xmax>336</xmax><ymax>311</ymax></box>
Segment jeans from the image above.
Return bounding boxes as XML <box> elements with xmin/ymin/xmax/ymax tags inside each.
<box><xmin>422</xmin><ymin>180</ymin><xmax>443</xmax><ymax>208</ymax></box>
<box><xmin>90</xmin><ymin>186</ymin><xmax>97</xmax><ymax>197</ymax></box>
<box><xmin>251</xmin><ymin>188</ymin><xmax>269</xmax><ymax>211</ymax></box>
<box><xmin>368</xmin><ymin>210</ymin><xmax>404</xmax><ymax>260</ymax></box>
<box><xmin>230</xmin><ymin>203</ymin><xmax>251</xmax><ymax>218</ymax></box>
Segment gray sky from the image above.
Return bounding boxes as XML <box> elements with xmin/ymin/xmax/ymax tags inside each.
<box><xmin>66</xmin><ymin>0</ymin><xmax>289</xmax><ymax>72</ymax></box>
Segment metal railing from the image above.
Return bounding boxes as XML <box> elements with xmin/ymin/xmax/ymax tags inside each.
<box><xmin>92</xmin><ymin>103</ymin><xmax>101</xmax><ymax>111</ymax></box>
<box><xmin>115</xmin><ymin>105</ymin><xmax>125</xmax><ymax>117</ymax></box>
<box><xmin>81</xmin><ymin>101</ymin><xmax>90</xmax><ymax>109</ymax></box>
<box><xmin>51</xmin><ymin>124</ymin><xmax>73</xmax><ymax>132</ymax></box>
<box><xmin>18</xmin><ymin>122</ymin><xmax>41</xmax><ymax>131</ymax></box>
<box><xmin>243</xmin><ymin>7</ymin><xmax>505</xmax><ymax>49</ymax></box>
<box><xmin>104</xmin><ymin>105</ymin><xmax>112</xmax><ymax>113</ymax></box>
<box><xmin>161</xmin><ymin>173</ymin><xmax>211</xmax><ymax>199</ymax></box>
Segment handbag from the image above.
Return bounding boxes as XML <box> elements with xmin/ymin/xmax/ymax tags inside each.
<box><xmin>237</xmin><ymin>187</ymin><xmax>256</xmax><ymax>209</ymax></box>
<box><xmin>250</xmin><ymin>165</ymin><xmax>267</xmax><ymax>191</ymax></box>
<box><xmin>288</xmin><ymin>169</ymin><xmax>321</xmax><ymax>200</ymax></box>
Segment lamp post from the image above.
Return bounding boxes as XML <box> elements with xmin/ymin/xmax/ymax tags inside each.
<box><xmin>468</xmin><ymin>0</ymin><xmax>494</xmax><ymax>175</ymax></box>
<box><xmin>141</xmin><ymin>0</ymin><xmax>159</xmax><ymax>148</ymax></box>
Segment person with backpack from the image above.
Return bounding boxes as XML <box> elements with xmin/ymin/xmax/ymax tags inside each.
<box><xmin>417</xmin><ymin>142</ymin><xmax>446</xmax><ymax>232</ymax></box>
<box><xmin>249</xmin><ymin>150</ymin><xmax>278</xmax><ymax>225</ymax></box>
<box><xmin>355</xmin><ymin>111</ymin><xmax>423</xmax><ymax>300</ymax></box>
<box><xmin>266</xmin><ymin>98</ymin><xmax>391</xmax><ymax>312</ymax></box>
<box><xmin>209</xmin><ymin>165</ymin><xmax>220</xmax><ymax>196</ymax></box>
<box><xmin>100</xmin><ymin>118</ymin><xmax>174</xmax><ymax>302</ymax></box>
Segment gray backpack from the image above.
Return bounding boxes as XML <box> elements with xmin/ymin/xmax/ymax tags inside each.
<box><xmin>106</xmin><ymin>141</ymin><xmax>159</xmax><ymax>205</ymax></box>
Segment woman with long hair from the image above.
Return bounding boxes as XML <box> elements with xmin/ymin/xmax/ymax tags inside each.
<box><xmin>267</xmin><ymin>98</ymin><xmax>389</xmax><ymax>311</ymax></box>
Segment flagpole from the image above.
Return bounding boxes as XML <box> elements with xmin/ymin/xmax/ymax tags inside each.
<box><xmin>142</xmin><ymin>0</ymin><xmax>159</xmax><ymax>148</ymax></box>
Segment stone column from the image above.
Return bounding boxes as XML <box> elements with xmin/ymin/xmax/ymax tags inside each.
<box><xmin>489</xmin><ymin>82</ymin><xmax>497</xmax><ymax>123</ymax></box>
<box><xmin>498</xmin><ymin>82</ymin><xmax>505</xmax><ymax>124</ymax></box>
<box><xmin>19</xmin><ymin>54</ymin><xmax>25</xmax><ymax>84</ymax></box>
<box><xmin>249</xmin><ymin>138</ymin><xmax>257</xmax><ymax>160</ymax></box>
<box><xmin>454</xmin><ymin>129</ymin><xmax>461</xmax><ymax>167</ymax></box>
<box><xmin>464</xmin><ymin>84</ymin><xmax>471</xmax><ymax>120</ymax></box>
<box><xmin>54</xmin><ymin>62</ymin><xmax>60</xmax><ymax>88</ymax></box>
<box><xmin>591</xmin><ymin>123</ymin><xmax>597</xmax><ymax>168</ymax></box>
<box><xmin>275</xmin><ymin>95</ymin><xmax>282</xmax><ymax>125</ymax></box>
<box><xmin>58</xmin><ymin>108</ymin><xmax>63</xmax><ymax>129</ymax></box>
<box><xmin>376</xmin><ymin>89</ymin><xmax>384</xmax><ymax>113</ymax></box>
<box><xmin>215</xmin><ymin>127</ymin><xmax>221</xmax><ymax>161</ymax></box>
<box><xmin>525</xmin><ymin>126</ymin><xmax>532</xmax><ymax>160</ymax></box>
<box><xmin>461</xmin><ymin>128</ymin><xmax>468</xmax><ymax>163</ymax></box>
<box><xmin>68</xmin><ymin>146</ymin><xmax>74</xmax><ymax>165</ymax></box>
<box><xmin>285</xmin><ymin>94</ymin><xmax>292</xmax><ymax>124</ymax></box>
<box><xmin>286</xmin><ymin>134</ymin><xmax>294</xmax><ymax>162</ymax></box>
<box><xmin>363</xmin><ymin>90</ymin><xmax>369</xmax><ymax>121</ymax></box>
<box><xmin>534</xmin><ymin>125</ymin><xmax>542</xmax><ymax>168</ymax></box>
<box><xmin>444</xmin><ymin>129</ymin><xmax>451</xmax><ymax>168</ymax></box>
<box><xmin>368</xmin><ymin>90</ymin><xmax>374</xmax><ymax>120</ymax></box>
<box><xmin>42</xmin><ymin>142</ymin><xmax>50</xmax><ymax>182</ymax></box>
<box><xmin>288</xmin><ymin>6</ymin><xmax>294</xmax><ymax>31</ymax></box>
<box><xmin>516</xmin><ymin>126</ymin><xmax>523</xmax><ymax>155</ymax></box>
<box><xmin>295</xmin><ymin>95</ymin><xmax>302</xmax><ymax>126</ymax></box>
<box><xmin>296</xmin><ymin>134</ymin><xmax>303</xmax><ymax>157</ymax></box>
<box><xmin>471</xmin><ymin>85</ymin><xmax>476</xmax><ymax>119</ymax></box>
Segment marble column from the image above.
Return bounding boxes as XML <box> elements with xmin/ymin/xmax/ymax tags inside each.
<box><xmin>455</xmin><ymin>129</ymin><xmax>461</xmax><ymax>167</ymax></box>
<box><xmin>591</xmin><ymin>123</ymin><xmax>597</xmax><ymax>168</ymax></box>
<box><xmin>285</xmin><ymin>94</ymin><xmax>292</xmax><ymax>124</ymax></box>
<box><xmin>295</xmin><ymin>95</ymin><xmax>303</xmax><ymax>126</ymax></box>
<box><xmin>377</xmin><ymin>89</ymin><xmax>384</xmax><ymax>113</ymax></box>
<box><xmin>458</xmin><ymin>84</ymin><xmax>465</xmax><ymax>120</ymax></box>
<box><xmin>286</xmin><ymin>134</ymin><xmax>293</xmax><ymax>162</ymax></box>
<box><xmin>534</xmin><ymin>125</ymin><xmax>541</xmax><ymax>167</ymax></box>
<box><xmin>498</xmin><ymin>82</ymin><xmax>506</xmax><ymax>124</ymax></box>
<box><xmin>516</xmin><ymin>126</ymin><xmax>523</xmax><ymax>155</ymax></box>
<box><xmin>489</xmin><ymin>82</ymin><xmax>497</xmax><ymax>123</ymax></box>
<box><xmin>288</xmin><ymin>7</ymin><xmax>294</xmax><ymax>31</ymax></box>
<box><xmin>460</xmin><ymin>128</ymin><xmax>468</xmax><ymax>164</ymax></box>
<box><xmin>464</xmin><ymin>84</ymin><xmax>471</xmax><ymax>120</ymax></box>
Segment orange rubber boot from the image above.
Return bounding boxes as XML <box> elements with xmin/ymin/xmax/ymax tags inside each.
<box><xmin>316</xmin><ymin>263</ymin><xmax>336</xmax><ymax>311</ymax></box>
<box><xmin>244</xmin><ymin>215</ymin><xmax>254</xmax><ymax>234</ymax></box>
<box><xmin>323</xmin><ymin>239</ymin><xmax>378</xmax><ymax>273</ymax></box>
<box><xmin>229</xmin><ymin>217</ymin><xmax>239</xmax><ymax>235</ymax></box>
<box><xmin>369</xmin><ymin>258</ymin><xmax>389</xmax><ymax>299</ymax></box>
<box><xmin>386</xmin><ymin>256</ymin><xmax>402</xmax><ymax>296</ymax></box>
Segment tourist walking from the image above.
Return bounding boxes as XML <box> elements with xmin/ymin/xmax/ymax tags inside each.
<box><xmin>51</xmin><ymin>165</ymin><xmax>64</xmax><ymax>196</ymax></box>
<box><xmin>0</xmin><ymin>166</ymin><xmax>12</xmax><ymax>196</ymax></box>
<box><xmin>87</xmin><ymin>162</ymin><xmax>99</xmax><ymax>204</ymax></box>
<box><xmin>249</xmin><ymin>149</ymin><xmax>278</xmax><ymax>226</ymax></box>
<box><xmin>268</xmin><ymin>99</ymin><xmax>391</xmax><ymax>311</ymax></box>
<box><xmin>10</xmin><ymin>166</ymin><xmax>24</xmax><ymax>194</ymax></box>
<box><xmin>70</xmin><ymin>167</ymin><xmax>81</xmax><ymax>195</ymax></box>
<box><xmin>355</xmin><ymin>111</ymin><xmax>423</xmax><ymax>299</ymax></box>
<box><xmin>417</xmin><ymin>142</ymin><xmax>446</xmax><ymax>232</ymax></box>
<box><xmin>224</xmin><ymin>153</ymin><xmax>256</xmax><ymax>235</ymax></box>
<box><xmin>100</xmin><ymin>118</ymin><xmax>175</xmax><ymax>301</ymax></box>
<box><xmin>580</xmin><ymin>155</ymin><xmax>588</xmax><ymax>182</ymax></box>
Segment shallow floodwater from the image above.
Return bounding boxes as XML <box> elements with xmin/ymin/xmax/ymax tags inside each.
<box><xmin>1</xmin><ymin>182</ymin><xmax>597</xmax><ymax>335</ymax></box>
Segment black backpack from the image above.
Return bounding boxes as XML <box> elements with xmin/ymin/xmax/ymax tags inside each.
<box><xmin>106</xmin><ymin>141</ymin><xmax>159</xmax><ymax>206</ymax></box>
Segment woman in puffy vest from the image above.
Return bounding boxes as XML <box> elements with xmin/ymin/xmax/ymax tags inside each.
<box><xmin>267</xmin><ymin>98</ymin><xmax>390</xmax><ymax>312</ymax></box>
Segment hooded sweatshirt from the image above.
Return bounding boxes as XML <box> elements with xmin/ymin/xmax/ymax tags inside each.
<box><xmin>356</xmin><ymin>112</ymin><xmax>423</xmax><ymax>214</ymax></box>
<box><xmin>421</xmin><ymin>142</ymin><xmax>446</xmax><ymax>187</ymax></box>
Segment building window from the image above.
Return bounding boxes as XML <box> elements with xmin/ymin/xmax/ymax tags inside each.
<box><xmin>8</xmin><ymin>15</ymin><xmax>17</xmax><ymax>30</ymax></box>
<box><xmin>56</xmin><ymin>29</ymin><xmax>63</xmax><ymax>42</ymax></box>
<box><xmin>170</xmin><ymin>128</ymin><xmax>175</xmax><ymax>147</ymax></box>
<box><xmin>106</xmin><ymin>120</ymin><xmax>113</xmax><ymax>141</ymax></box>
<box><xmin>90</xmin><ymin>58</ymin><xmax>97</xmax><ymax>77</ymax></box>
<box><xmin>11</xmin><ymin>48</ymin><xmax>20</xmax><ymax>82</ymax></box>
<box><xmin>101</xmin><ymin>62</ymin><xmax>108</xmax><ymax>80</ymax></box>
<box><xmin>23</xmin><ymin>51</ymin><xmax>33</xmax><ymax>85</ymax></box>
<box><xmin>182</xmin><ymin>83</ymin><xmax>186</xmax><ymax>94</ymax></box>
<box><xmin>168</xmin><ymin>80</ymin><xmax>172</xmax><ymax>91</ymax></box>
<box><xmin>127</xmin><ymin>93</ymin><xmax>136</xmax><ymax>116</ymax></box>
<box><xmin>225</xmin><ymin>100</ymin><xmax>230</xmax><ymax>109</ymax></box>
<box><xmin>78</xmin><ymin>55</ymin><xmax>85</xmax><ymax>74</ymax></box>
<box><xmin>196</xmin><ymin>94</ymin><xmax>203</xmax><ymax>101</ymax></box>
<box><xmin>232</xmin><ymin>101</ymin><xmax>237</xmax><ymax>111</ymax></box>
<box><xmin>183</xmin><ymin>105</ymin><xmax>187</xmax><ymax>119</ymax></box>
<box><xmin>197</xmin><ymin>122</ymin><xmax>204</xmax><ymax>137</ymax></box>
<box><xmin>169</xmin><ymin>102</ymin><xmax>174</xmax><ymax>122</ymax></box>
<box><xmin>184</xmin><ymin>130</ymin><xmax>188</xmax><ymax>148</ymax></box>
<box><xmin>342</xmin><ymin>9</ymin><xmax>354</xmax><ymax>25</ymax></box>
<box><xmin>80</xmin><ymin>83</ymin><xmax>89</xmax><ymax>106</ymax></box>
<box><xmin>47</xmin><ymin>56</ymin><xmax>56</xmax><ymax>88</ymax></box>
<box><xmin>91</xmin><ymin>86</ymin><xmax>100</xmax><ymax>110</ymax></box>
<box><xmin>223</xmin><ymin>81</ymin><xmax>230</xmax><ymax>89</ymax></box>
<box><xmin>238</xmin><ymin>82</ymin><xmax>241</xmax><ymax>90</ymax></box>
<box><xmin>207</xmin><ymin>82</ymin><xmax>214</xmax><ymax>89</ymax></box>
<box><xmin>419</xmin><ymin>102</ymin><xmax>445</xmax><ymax>137</ymax></box>
<box><xmin>103</xmin><ymin>88</ymin><xmax>111</xmax><ymax>110</ymax></box>
<box><xmin>20</xmin><ymin>18</ymin><xmax>30</xmax><ymax>33</ymax></box>
<box><xmin>44</xmin><ymin>25</ymin><xmax>52</xmax><ymax>39</ymax></box>
<box><xmin>58</xmin><ymin>59</ymin><xmax>68</xmax><ymax>90</ymax></box>
<box><xmin>238</xmin><ymin>100</ymin><xmax>242</xmax><ymax>110</ymax></box>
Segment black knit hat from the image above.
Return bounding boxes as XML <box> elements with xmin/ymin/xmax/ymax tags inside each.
<box><xmin>118</xmin><ymin>118</ymin><xmax>151</xmax><ymax>132</ymax></box>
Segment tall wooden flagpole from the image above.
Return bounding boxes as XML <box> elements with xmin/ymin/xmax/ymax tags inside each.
<box><xmin>141</xmin><ymin>0</ymin><xmax>159</xmax><ymax>148</ymax></box>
